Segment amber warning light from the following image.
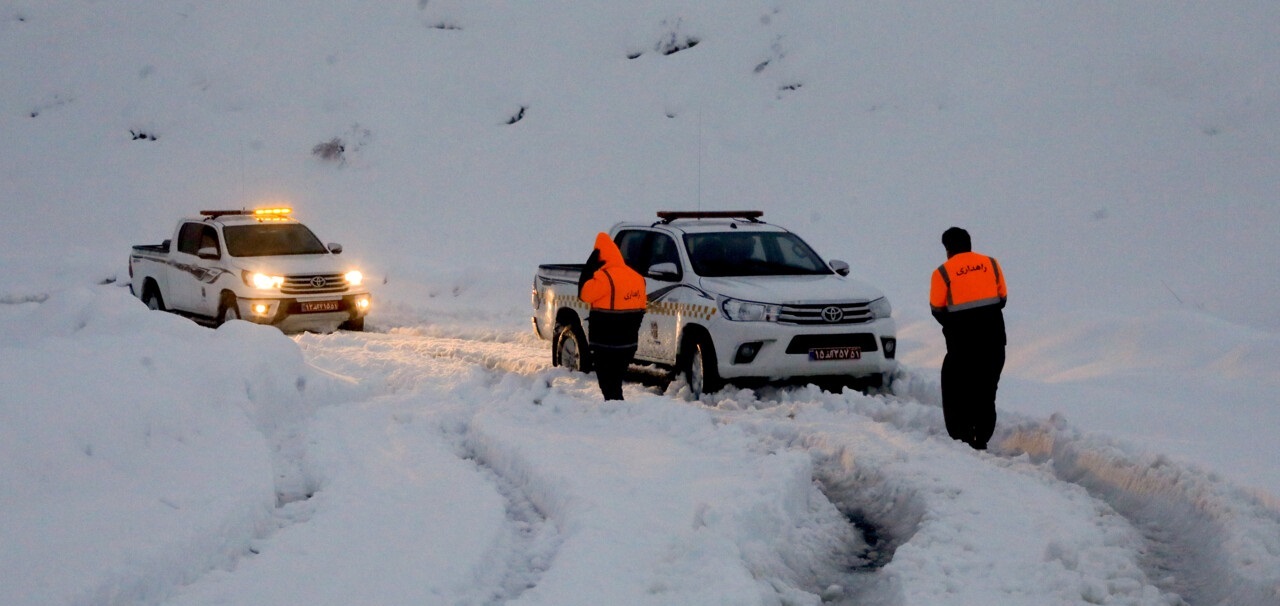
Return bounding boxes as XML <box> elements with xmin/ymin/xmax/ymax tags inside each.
<box><xmin>254</xmin><ymin>207</ymin><xmax>292</xmax><ymax>217</ymax></box>
<box><xmin>200</xmin><ymin>207</ymin><xmax>294</xmax><ymax>221</ymax></box>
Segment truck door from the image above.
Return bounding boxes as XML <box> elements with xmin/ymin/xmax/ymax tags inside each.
<box><xmin>171</xmin><ymin>222</ymin><xmax>223</xmax><ymax>314</ymax></box>
<box><xmin>616</xmin><ymin>229</ymin><xmax>681</xmax><ymax>365</ymax></box>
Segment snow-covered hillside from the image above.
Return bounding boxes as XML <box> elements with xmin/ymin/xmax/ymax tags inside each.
<box><xmin>2</xmin><ymin>2</ymin><xmax>1278</xmax><ymax>605</ymax></box>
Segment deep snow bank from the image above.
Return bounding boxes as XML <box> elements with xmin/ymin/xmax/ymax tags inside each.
<box><xmin>0</xmin><ymin>285</ymin><xmax>362</xmax><ymax>605</ymax></box>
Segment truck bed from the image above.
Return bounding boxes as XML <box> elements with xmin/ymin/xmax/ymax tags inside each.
<box><xmin>537</xmin><ymin>263</ymin><xmax>585</xmax><ymax>285</ymax></box>
<box><xmin>132</xmin><ymin>242</ymin><xmax>168</xmax><ymax>255</ymax></box>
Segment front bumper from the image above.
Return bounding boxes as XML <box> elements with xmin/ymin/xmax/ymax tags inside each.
<box><xmin>708</xmin><ymin>317</ymin><xmax>897</xmax><ymax>381</ymax></box>
<box><xmin>236</xmin><ymin>292</ymin><xmax>371</xmax><ymax>332</ymax></box>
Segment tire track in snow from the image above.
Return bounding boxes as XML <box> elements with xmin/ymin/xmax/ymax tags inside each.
<box><xmin>794</xmin><ymin>371</ymin><xmax>1280</xmax><ymax>606</ymax></box>
<box><xmin>298</xmin><ymin>329</ymin><xmax>1279</xmax><ymax>605</ymax></box>
<box><xmin>453</xmin><ymin>434</ymin><xmax>562</xmax><ymax>605</ymax></box>
<box><xmin>999</xmin><ymin>417</ymin><xmax>1280</xmax><ymax>606</ymax></box>
<box><xmin>290</xmin><ymin>330</ymin><xmax>570</xmax><ymax>604</ymax></box>
<box><xmin>308</xmin><ymin>331</ymin><xmax>1100</xmax><ymax>603</ymax></box>
<box><xmin>298</xmin><ymin>330</ymin><xmax>894</xmax><ymax>602</ymax></box>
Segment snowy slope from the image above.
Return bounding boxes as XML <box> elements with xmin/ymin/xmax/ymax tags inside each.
<box><xmin>2</xmin><ymin>1</ymin><xmax>1279</xmax><ymax>605</ymax></box>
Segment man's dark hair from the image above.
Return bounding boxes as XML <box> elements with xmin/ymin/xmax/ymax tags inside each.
<box><xmin>942</xmin><ymin>227</ymin><xmax>972</xmax><ymax>254</ymax></box>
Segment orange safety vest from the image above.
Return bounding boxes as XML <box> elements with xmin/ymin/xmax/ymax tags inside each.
<box><xmin>930</xmin><ymin>251</ymin><xmax>1007</xmax><ymax>313</ymax></box>
<box><xmin>580</xmin><ymin>233</ymin><xmax>647</xmax><ymax>311</ymax></box>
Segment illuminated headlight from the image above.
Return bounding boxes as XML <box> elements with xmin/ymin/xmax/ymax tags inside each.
<box><xmin>242</xmin><ymin>271</ymin><xmax>284</xmax><ymax>290</ymax></box>
<box><xmin>344</xmin><ymin>270</ymin><xmax>364</xmax><ymax>287</ymax></box>
<box><xmin>869</xmin><ymin>297</ymin><xmax>892</xmax><ymax>319</ymax></box>
<box><xmin>720</xmin><ymin>297</ymin><xmax>780</xmax><ymax>322</ymax></box>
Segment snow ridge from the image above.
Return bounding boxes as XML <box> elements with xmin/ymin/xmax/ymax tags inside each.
<box><xmin>1003</xmin><ymin>418</ymin><xmax>1280</xmax><ymax>605</ymax></box>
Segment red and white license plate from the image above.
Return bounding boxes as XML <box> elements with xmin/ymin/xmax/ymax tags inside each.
<box><xmin>809</xmin><ymin>347</ymin><xmax>861</xmax><ymax>361</ymax></box>
<box><xmin>300</xmin><ymin>300</ymin><xmax>341</xmax><ymax>313</ymax></box>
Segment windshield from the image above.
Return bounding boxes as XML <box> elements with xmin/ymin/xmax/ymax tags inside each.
<box><xmin>684</xmin><ymin>232</ymin><xmax>832</xmax><ymax>277</ymax></box>
<box><xmin>223</xmin><ymin>224</ymin><xmax>328</xmax><ymax>257</ymax></box>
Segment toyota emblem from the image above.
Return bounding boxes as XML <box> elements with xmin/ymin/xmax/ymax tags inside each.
<box><xmin>310</xmin><ymin>276</ymin><xmax>327</xmax><ymax>288</ymax></box>
<box><xmin>821</xmin><ymin>306</ymin><xmax>844</xmax><ymax>323</ymax></box>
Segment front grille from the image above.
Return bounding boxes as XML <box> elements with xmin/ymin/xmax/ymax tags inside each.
<box><xmin>778</xmin><ymin>302</ymin><xmax>873</xmax><ymax>325</ymax></box>
<box><xmin>281</xmin><ymin>273</ymin><xmax>348</xmax><ymax>295</ymax></box>
<box><xmin>785</xmin><ymin>333</ymin><xmax>879</xmax><ymax>355</ymax></box>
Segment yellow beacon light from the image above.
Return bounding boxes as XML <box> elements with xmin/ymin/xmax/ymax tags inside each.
<box><xmin>253</xmin><ymin>207</ymin><xmax>293</xmax><ymax>222</ymax></box>
<box><xmin>254</xmin><ymin>207</ymin><xmax>292</xmax><ymax>216</ymax></box>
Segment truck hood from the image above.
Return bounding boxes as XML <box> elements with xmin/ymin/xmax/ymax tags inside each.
<box><xmin>697</xmin><ymin>274</ymin><xmax>886</xmax><ymax>304</ymax></box>
<box><xmin>231</xmin><ymin>254</ymin><xmax>354</xmax><ymax>276</ymax></box>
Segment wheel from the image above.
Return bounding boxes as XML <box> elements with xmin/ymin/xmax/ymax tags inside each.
<box><xmin>217</xmin><ymin>293</ymin><xmax>240</xmax><ymax>326</ymax></box>
<box><xmin>553</xmin><ymin>322</ymin><xmax>592</xmax><ymax>372</ymax></box>
<box><xmin>142</xmin><ymin>284</ymin><xmax>165</xmax><ymax>311</ymax></box>
<box><xmin>873</xmin><ymin>372</ymin><xmax>895</xmax><ymax>394</ymax></box>
<box><xmin>683</xmin><ymin>334</ymin><xmax>723</xmax><ymax>399</ymax></box>
<box><xmin>339</xmin><ymin>317</ymin><xmax>365</xmax><ymax>331</ymax></box>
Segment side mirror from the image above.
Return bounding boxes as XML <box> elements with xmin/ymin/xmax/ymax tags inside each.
<box><xmin>647</xmin><ymin>262</ymin><xmax>679</xmax><ymax>282</ymax></box>
<box><xmin>197</xmin><ymin>247</ymin><xmax>220</xmax><ymax>260</ymax></box>
<box><xmin>829</xmin><ymin>259</ymin><xmax>850</xmax><ymax>277</ymax></box>
<box><xmin>328</xmin><ymin>243</ymin><xmax>343</xmax><ymax>255</ymax></box>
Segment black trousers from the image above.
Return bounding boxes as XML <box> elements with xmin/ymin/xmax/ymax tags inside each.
<box><xmin>591</xmin><ymin>344</ymin><xmax>637</xmax><ymax>401</ymax></box>
<box><xmin>941</xmin><ymin>346</ymin><xmax>1005</xmax><ymax>449</ymax></box>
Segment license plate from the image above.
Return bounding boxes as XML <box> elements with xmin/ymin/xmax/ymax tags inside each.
<box><xmin>300</xmin><ymin>300</ymin><xmax>341</xmax><ymax>313</ymax></box>
<box><xmin>809</xmin><ymin>347</ymin><xmax>861</xmax><ymax>361</ymax></box>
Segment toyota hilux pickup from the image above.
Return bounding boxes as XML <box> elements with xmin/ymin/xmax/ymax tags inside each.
<box><xmin>532</xmin><ymin>211</ymin><xmax>897</xmax><ymax>397</ymax></box>
<box><xmin>129</xmin><ymin>207</ymin><xmax>371</xmax><ymax>332</ymax></box>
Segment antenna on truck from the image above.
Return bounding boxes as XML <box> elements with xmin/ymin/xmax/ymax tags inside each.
<box><xmin>697</xmin><ymin>107</ymin><xmax>703</xmax><ymax>211</ymax></box>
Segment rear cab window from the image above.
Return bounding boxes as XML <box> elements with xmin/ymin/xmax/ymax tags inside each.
<box><xmin>615</xmin><ymin>229</ymin><xmax>683</xmax><ymax>282</ymax></box>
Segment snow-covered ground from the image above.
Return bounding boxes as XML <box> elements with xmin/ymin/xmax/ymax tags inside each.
<box><xmin>3</xmin><ymin>2</ymin><xmax>1279</xmax><ymax>605</ymax></box>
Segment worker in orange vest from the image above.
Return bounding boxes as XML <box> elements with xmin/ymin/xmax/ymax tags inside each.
<box><xmin>578</xmin><ymin>232</ymin><xmax>647</xmax><ymax>400</ymax></box>
<box><xmin>929</xmin><ymin>227</ymin><xmax>1008</xmax><ymax>450</ymax></box>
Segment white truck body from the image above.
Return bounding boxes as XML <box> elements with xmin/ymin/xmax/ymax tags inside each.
<box><xmin>129</xmin><ymin>208</ymin><xmax>371</xmax><ymax>332</ymax></box>
<box><xmin>532</xmin><ymin>211</ymin><xmax>897</xmax><ymax>395</ymax></box>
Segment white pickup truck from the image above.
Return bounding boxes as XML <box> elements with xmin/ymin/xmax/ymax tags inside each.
<box><xmin>532</xmin><ymin>211</ymin><xmax>897</xmax><ymax>396</ymax></box>
<box><xmin>129</xmin><ymin>207</ymin><xmax>371</xmax><ymax>332</ymax></box>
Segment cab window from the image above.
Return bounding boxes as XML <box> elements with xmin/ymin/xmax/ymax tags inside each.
<box><xmin>176</xmin><ymin>223</ymin><xmax>219</xmax><ymax>256</ymax></box>
<box><xmin>615</xmin><ymin>230</ymin><xmax>682</xmax><ymax>281</ymax></box>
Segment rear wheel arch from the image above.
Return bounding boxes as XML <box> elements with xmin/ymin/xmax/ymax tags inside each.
<box><xmin>141</xmin><ymin>278</ymin><xmax>165</xmax><ymax>311</ymax></box>
<box><xmin>553</xmin><ymin>317</ymin><xmax>592</xmax><ymax>373</ymax></box>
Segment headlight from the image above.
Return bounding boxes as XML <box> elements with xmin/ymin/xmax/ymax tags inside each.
<box><xmin>869</xmin><ymin>297</ymin><xmax>892</xmax><ymax>319</ymax></box>
<box><xmin>344</xmin><ymin>270</ymin><xmax>364</xmax><ymax>287</ymax></box>
<box><xmin>720</xmin><ymin>297</ymin><xmax>780</xmax><ymax>322</ymax></box>
<box><xmin>242</xmin><ymin>270</ymin><xmax>284</xmax><ymax>290</ymax></box>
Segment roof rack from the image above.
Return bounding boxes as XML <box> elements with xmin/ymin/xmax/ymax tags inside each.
<box><xmin>655</xmin><ymin>210</ymin><xmax>764</xmax><ymax>224</ymax></box>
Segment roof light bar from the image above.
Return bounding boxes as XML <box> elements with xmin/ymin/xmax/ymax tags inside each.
<box><xmin>200</xmin><ymin>209</ymin><xmax>249</xmax><ymax>218</ymax></box>
<box><xmin>254</xmin><ymin>207</ymin><xmax>292</xmax><ymax>217</ymax></box>
<box><xmin>199</xmin><ymin>207</ymin><xmax>294</xmax><ymax>221</ymax></box>
<box><xmin>656</xmin><ymin>210</ymin><xmax>764</xmax><ymax>224</ymax></box>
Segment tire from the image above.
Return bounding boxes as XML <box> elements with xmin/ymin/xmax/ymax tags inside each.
<box><xmin>142</xmin><ymin>283</ymin><xmax>165</xmax><ymax>311</ymax></box>
<box><xmin>873</xmin><ymin>372</ymin><xmax>895</xmax><ymax>395</ymax></box>
<box><xmin>553</xmin><ymin>322</ymin><xmax>592</xmax><ymax>373</ymax></box>
<box><xmin>683</xmin><ymin>333</ymin><xmax>723</xmax><ymax>399</ymax></box>
<box><xmin>339</xmin><ymin>317</ymin><xmax>365</xmax><ymax>331</ymax></box>
<box><xmin>217</xmin><ymin>293</ymin><xmax>240</xmax><ymax>326</ymax></box>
